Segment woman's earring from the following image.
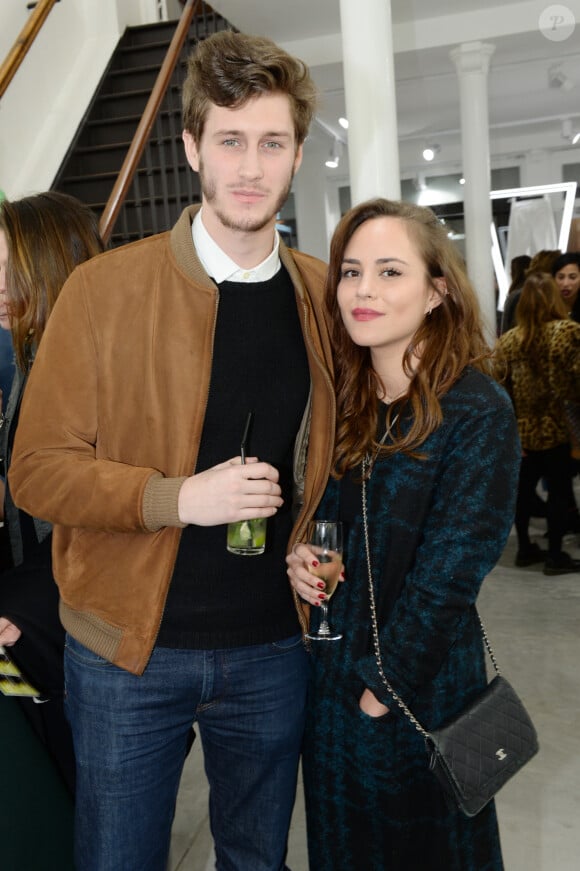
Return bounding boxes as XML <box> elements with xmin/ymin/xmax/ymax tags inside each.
<box><xmin>427</xmin><ymin>307</ymin><xmax>432</xmax><ymax>316</ymax></box>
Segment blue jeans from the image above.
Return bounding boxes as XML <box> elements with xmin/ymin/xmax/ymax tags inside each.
<box><xmin>64</xmin><ymin>633</ymin><xmax>308</xmax><ymax>871</ymax></box>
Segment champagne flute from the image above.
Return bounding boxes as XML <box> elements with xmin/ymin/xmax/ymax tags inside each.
<box><xmin>305</xmin><ymin>520</ymin><xmax>343</xmax><ymax>641</ymax></box>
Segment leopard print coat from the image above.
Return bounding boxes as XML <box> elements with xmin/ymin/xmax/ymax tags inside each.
<box><xmin>494</xmin><ymin>318</ymin><xmax>580</xmax><ymax>450</ymax></box>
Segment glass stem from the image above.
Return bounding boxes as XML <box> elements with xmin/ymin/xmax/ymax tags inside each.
<box><xmin>318</xmin><ymin>601</ymin><xmax>331</xmax><ymax>635</ymax></box>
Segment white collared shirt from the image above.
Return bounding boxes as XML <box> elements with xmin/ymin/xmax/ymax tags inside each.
<box><xmin>192</xmin><ymin>210</ymin><xmax>281</xmax><ymax>283</ymax></box>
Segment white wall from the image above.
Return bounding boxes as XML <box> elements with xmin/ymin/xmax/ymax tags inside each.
<box><xmin>0</xmin><ymin>0</ymin><xmax>159</xmax><ymax>199</ymax></box>
<box><xmin>0</xmin><ymin>0</ymin><xmax>28</xmax><ymax>63</ymax></box>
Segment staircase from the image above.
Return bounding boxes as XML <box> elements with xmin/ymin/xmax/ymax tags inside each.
<box><xmin>52</xmin><ymin>6</ymin><xmax>231</xmax><ymax>247</ymax></box>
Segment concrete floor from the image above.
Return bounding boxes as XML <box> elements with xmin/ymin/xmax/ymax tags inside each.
<box><xmin>167</xmin><ymin>518</ymin><xmax>580</xmax><ymax>871</ymax></box>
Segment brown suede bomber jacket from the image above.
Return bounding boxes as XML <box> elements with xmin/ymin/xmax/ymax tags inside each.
<box><xmin>9</xmin><ymin>205</ymin><xmax>335</xmax><ymax>674</ymax></box>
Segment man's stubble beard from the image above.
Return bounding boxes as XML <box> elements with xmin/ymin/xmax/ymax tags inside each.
<box><xmin>199</xmin><ymin>160</ymin><xmax>294</xmax><ymax>234</ymax></box>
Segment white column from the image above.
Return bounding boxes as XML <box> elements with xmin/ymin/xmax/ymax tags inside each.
<box><xmin>339</xmin><ymin>0</ymin><xmax>400</xmax><ymax>205</ymax></box>
<box><xmin>294</xmin><ymin>138</ymin><xmax>334</xmax><ymax>261</ymax></box>
<box><xmin>450</xmin><ymin>42</ymin><xmax>496</xmax><ymax>343</ymax></box>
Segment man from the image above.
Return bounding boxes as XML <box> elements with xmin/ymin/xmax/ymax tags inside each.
<box><xmin>10</xmin><ymin>31</ymin><xmax>335</xmax><ymax>871</ymax></box>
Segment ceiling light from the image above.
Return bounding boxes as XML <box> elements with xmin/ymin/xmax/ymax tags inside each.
<box><xmin>573</xmin><ymin>132</ymin><xmax>580</xmax><ymax>145</ymax></box>
<box><xmin>338</xmin><ymin>117</ymin><xmax>349</xmax><ymax>129</ymax></box>
<box><xmin>422</xmin><ymin>145</ymin><xmax>440</xmax><ymax>162</ymax></box>
<box><xmin>459</xmin><ymin>177</ymin><xmax>466</xmax><ymax>185</ymax></box>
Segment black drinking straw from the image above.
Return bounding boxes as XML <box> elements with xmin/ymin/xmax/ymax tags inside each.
<box><xmin>240</xmin><ymin>411</ymin><xmax>253</xmax><ymax>465</ymax></box>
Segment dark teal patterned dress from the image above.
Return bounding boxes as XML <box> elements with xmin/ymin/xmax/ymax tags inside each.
<box><xmin>303</xmin><ymin>368</ymin><xmax>521</xmax><ymax>871</ymax></box>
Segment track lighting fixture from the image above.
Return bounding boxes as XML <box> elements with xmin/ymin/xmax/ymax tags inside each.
<box><xmin>325</xmin><ymin>140</ymin><xmax>341</xmax><ymax>169</ymax></box>
<box><xmin>561</xmin><ymin>118</ymin><xmax>580</xmax><ymax>145</ymax></box>
<box><xmin>549</xmin><ymin>64</ymin><xmax>574</xmax><ymax>92</ymax></box>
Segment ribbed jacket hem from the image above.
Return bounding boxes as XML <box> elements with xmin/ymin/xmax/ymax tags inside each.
<box><xmin>59</xmin><ymin>600</ymin><xmax>124</xmax><ymax>664</ymax></box>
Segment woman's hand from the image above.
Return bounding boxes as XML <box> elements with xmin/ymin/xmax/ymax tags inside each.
<box><xmin>0</xmin><ymin>617</ymin><xmax>22</xmax><ymax>647</ymax></box>
<box><xmin>359</xmin><ymin>688</ymin><xmax>389</xmax><ymax>717</ymax></box>
<box><xmin>286</xmin><ymin>542</ymin><xmax>344</xmax><ymax>606</ymax></box>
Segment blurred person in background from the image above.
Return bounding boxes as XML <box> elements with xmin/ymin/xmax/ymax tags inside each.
<box><xmin>552</xmin><ymin>251</ymin><xmax>580</xmax><ymax>321</ymax></box>
<box><xmin>494</xmin><ymin>271</ymin><xmax>580</xmax><ymax>574</ymax></box>
<box><xmin>552</xmin><ymin>252</ymin><xmax>580</xmax><ymax>496</ymax></box>
<box><xmin>0</xmin><ymin>191</ymin><xmax>103</xmax><ymax>870</ymax></box>
<box><xmin>500</xmin><ymin>253</ymin><xmax>532</xmax><ymax>334</ymax></box>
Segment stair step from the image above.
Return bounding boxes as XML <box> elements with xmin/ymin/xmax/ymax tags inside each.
<box><xmin>90</xmin><ymin>90</ymin><xmax>160</xmax><ymax>120</ymax></box>
<box><xmin>75</xmin><ymin>133</ymin><xmax>182</xmax><ymax>155</ymax></box>
<box><xmin>61</xmin><ymin>162</ymin><xmax>191</xmax><ymax>183</ymax></box>
<box><xmin>64</xmin><ymin>136</ymin><xmax>185</xmax><ymax>175</ymax></box>
<box><xmin>120</xmin><ymin>21</ymin><xmax>178</xmax><ymax>47</ymax></box>
<box><xmin>58</xmin><ymin>164</ymin><xmax>196</xmax><ymax>204</ymax></box>
<box><xmin>90</xmin><ymin>192</ymin><xmax>194</xmax><ymax>211</ymax></box>
<box><xmin>94</xmin><ymin>79</ymin><xmax>183</xmax><ymax>99</ymax></box>
<box><xmin>78</xmin><ymin>112</ymin><xmax>182</xmax><ymax>148</ymax></box>
<box><xmin>99</xmin><ymin>65</ymin><xmax>162</xmax><ymax>95</ymax></box>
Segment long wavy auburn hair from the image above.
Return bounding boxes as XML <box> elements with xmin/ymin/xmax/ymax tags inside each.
<box><xmin>514</xmin><ymin>271</ymin><xmax>568</xmax><ymax>372</ymax></box>
<box><xmin>326</xmin><ymin>198</ymin><xmax>491</xmax><ymax>477</ymax></box>
<box><xmin>0</xmin><ymin>192</ymin><xmax>104</xmax><ymax>372</ymax></box>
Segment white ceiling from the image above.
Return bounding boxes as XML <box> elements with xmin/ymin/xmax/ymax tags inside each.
<box><xmin>209</xmin><ymin>0</ymin><xmax>580</xmax><ymax>181</ymax></box>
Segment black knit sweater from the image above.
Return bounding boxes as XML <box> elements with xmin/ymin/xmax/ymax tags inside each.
<box><xmin>157</xmin><ymin>267</ymin><xmax>310</xmax><ymax>649</ymax></box>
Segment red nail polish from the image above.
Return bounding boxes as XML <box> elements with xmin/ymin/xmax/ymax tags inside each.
<box><xmin>312</xmin><ymin>560</ymin><xmax>319</xmax><ymax>567</ymax></box>
<box><xmin>317</xmin><ymin>582</ymin><xmax>325</xmax><ymax>590</ymax></box>
<box><xmin>318</xmin><ymin>592</ymin><xmax>326</xmax><ymax>600</ymax></box>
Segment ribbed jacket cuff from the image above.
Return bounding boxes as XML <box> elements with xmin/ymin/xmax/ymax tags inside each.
<box><xmin>143</xmin><ymin>473</ymin><xmax>188</xmax><ymax>531</ymax></box>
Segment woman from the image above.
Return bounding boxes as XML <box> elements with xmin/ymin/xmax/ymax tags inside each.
<box><xmin>551</xmin><ymin>251</ymin><xmax>580</xmax><ymax>321</ymax></box>
<box><xmin>495</xmin><ymin>271</ymin><xmax>580</xmax><ymax>574</ymax></box>
<box><xmin>0</xmin><ymin>191</ymin><xmax>103</xmax><ymax>868</ymax></box>
<box><xmin>552</xmin><ymin>252</ymin><xmax>580</xmax><ymax>477</ymax></box>
<box><xmin>287</xmin><ymin>198</ymin><xmax>520</xmax><ymax>870</ymax></box>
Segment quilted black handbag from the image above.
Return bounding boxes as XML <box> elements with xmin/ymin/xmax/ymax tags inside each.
<box><xmin>426</xmin><ymin>673</ymin><xmax>539</xmax><ymax>816</ymax></box>
<box><xmin>361</xmin><ymin>462</ymin><xmax>539</xmax><ymax>817</ymax></box>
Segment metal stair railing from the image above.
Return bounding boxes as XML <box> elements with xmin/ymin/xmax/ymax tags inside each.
<box><xmin>98</xmin><ymin>0</ymin><xmax>201</xmax><ymax>244</ymax></box>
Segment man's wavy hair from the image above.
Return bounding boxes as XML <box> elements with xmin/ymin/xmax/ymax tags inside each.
<box><xmin>326</xmin><ymin>198</ymin><xmax>490</xmax><ymax>477</ymax></box>
<box><xmin>182</xmin><ymin>30</ymin><xmax>318</xmax><ymax>146</ymax></box>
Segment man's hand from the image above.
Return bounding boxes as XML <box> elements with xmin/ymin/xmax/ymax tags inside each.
<box><xmin>0</xmin><ymin>617</ymin><xmax>22</xmax><ymax>647</ymax></box>
<box><xmin>177</xmin><ymin>456</ymin><xmax>283</xmax><ymax>526</ymax></box>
